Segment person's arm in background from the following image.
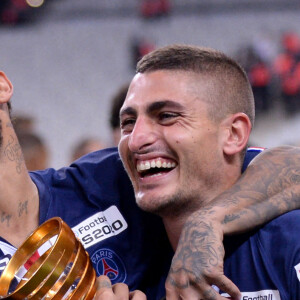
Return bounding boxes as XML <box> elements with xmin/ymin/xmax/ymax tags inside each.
<box><xmin>167</xmin><ymin>145</ymin><xmax>300</xmax><ymax>299</ymax></box>
<box><xmin>0</xmin><ymin>72</ymin><xmax>39</xmax><ymax>248</ymax></box>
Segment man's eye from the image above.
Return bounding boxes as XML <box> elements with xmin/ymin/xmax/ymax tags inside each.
<box><xmin>159</xmin><ymin>112</ymin><xmax>179</xmax><ymax>121</ymax></box>
<box><xmin>120</xmin><ymin>118</ymin><xmax>136</xmax><ymax>131</ymax></box>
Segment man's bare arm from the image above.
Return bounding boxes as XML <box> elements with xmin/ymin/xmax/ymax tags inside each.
<box><xmin>0</xmin><ymin>111</ymin><xmax>39</xmax><ymax>247</ymax></box>
<box><xmin>166</xmin><ymin>145</ymin><xmax>300</xmax><ymax>299</ymax></box>
<box><xmin>0</xmin><ymin>73</ymin><xmax>39</xmax><ymax>247</ymax></box>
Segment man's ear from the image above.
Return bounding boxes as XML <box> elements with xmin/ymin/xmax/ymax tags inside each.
<box><xmin>0</xmin><ymin>71</ymin><xmax>13</xmax><ymax>104</ymax></box>
<box><xmin>222</xmin><ymin>113</ymin><xmax>252</xmax><ymax>156</ymax></box>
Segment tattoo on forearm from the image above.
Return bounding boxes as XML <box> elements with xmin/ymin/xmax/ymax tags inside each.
<box><xmin>18</xmin><ymin>201</ymin><xmax>28</xmax><ymax>217</ymax></box>
<box><xmin>3</xmin><ymin>135</ymin><xmax>24</xmax><ymax>174</ymax></box>
<box><xmin>0</xmin><ymin>211</ymin><xmax>11</xmax><ymax>227</ymax></box>
<box><xmin>208</xmin><ymin>146</ymin><xmax>300</xmax><ymax>229</ymax></box>
<box><xmin>222</xmin><ymin>210</ymin><xmax>247</xmax><ymax>225</ymax></box>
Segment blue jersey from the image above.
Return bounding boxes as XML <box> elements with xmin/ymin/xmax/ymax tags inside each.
<box><xmin>147</xmin><ymin>214</ymin><xmax>300</xmax><ymax>300</ymax></box>
<box><xmin>0</xmin><ymin>147</ymin><xmax>261</xmax><ymax>298</ymax></box>
<box><xmin>221</xmin><ymin>210</ymin><xmax>300</xmax><ymax>299</ymax></box>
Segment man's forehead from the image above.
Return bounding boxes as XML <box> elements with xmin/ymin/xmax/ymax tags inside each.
<box><xmin>124</xmin><ymin>70</ymin><xmax>210</xmax><ymax>108</ymax></box>
<box><xmin>126</xmin><ymin>70</ymin><xmax>195</xmax><ymax>98</ymax></box>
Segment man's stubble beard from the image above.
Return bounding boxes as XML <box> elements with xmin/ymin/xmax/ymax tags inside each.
<box><xmin>135</xmin><ymin>168</ymin><xmax>222</xmax><ymax>218</ymax></box>
<box><xmin>136</xmin><ymin>185</ymin><xmax>207</xmax><ymax>218</ymax></box>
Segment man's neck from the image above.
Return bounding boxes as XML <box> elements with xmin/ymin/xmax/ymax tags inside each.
<box><xmin>161</xmin><ymin>165</ymin><xmax>242</xmax><ymax>251</ymax></box>
<box><xmin>163</xmin><ymin>215</ymin><xmax>187</xmax><ymax>250</ymax></box>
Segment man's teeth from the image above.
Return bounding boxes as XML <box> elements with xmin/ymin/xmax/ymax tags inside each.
<box><xmin>137</xmin><ymin>160</ymin><xmax>176</xmax><ymax>172</ymax></box>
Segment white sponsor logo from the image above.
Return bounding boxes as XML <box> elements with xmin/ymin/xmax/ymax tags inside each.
<box><xmin>221</xmin><ymin>290</ymin><xmax>281</xmax><ymax>300</ymax></box>
<box><xmin>72</xmin><ymin>206</ymin><xmax>128</xmax><ymax>249</ymax></box>
<box><xmin>294</xmin><ymin>262</ymin><xmax>300</xmax><ymax>282</ymax></box>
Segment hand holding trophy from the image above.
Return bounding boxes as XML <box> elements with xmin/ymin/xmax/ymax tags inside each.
<box><xmin>0</xmin><ymin>217</ymin><xmax>96</xmax><ymax>299</ymax></box>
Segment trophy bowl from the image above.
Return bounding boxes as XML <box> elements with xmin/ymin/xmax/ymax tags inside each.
<box><xmin>0</xmin><ymin>217</ymin><xmax>96</xmax><ymax>299</ymax></box>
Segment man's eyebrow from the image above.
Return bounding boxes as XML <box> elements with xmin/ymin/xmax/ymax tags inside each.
<box><xmin>146</xmin><ymin>100</ymin><xmax>184</xmax><ymax>114</ymax></box>
<box><xmin>120</xmin><ymin>107</ymin><xmax>136</xmax><ymax>118</ymax></box>
<box><xmin>120</xmin><ymin>100</ymin><xmax>184</xmax><ymax>118</ymax></box>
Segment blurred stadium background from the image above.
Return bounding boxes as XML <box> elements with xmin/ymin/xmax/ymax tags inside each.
<box><xmin>1</xmin><ymin>0</ymin><xmax>300</xmax><ymax>168</ymax></box>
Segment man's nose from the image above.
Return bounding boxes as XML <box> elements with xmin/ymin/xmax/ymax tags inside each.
<box><xmin>128</xmin><ymin>117</ymin><xmax>157</xmax><ymax>152</ymax></box>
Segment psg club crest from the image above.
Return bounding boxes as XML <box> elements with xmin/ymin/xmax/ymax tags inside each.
<box><xmin>91</xmin><ymin>248</ymin><xmax>126</xmax><ymax>284</ymax></box>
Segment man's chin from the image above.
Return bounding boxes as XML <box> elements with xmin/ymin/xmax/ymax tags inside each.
<box><xmin>136</xmin><ymin>194</ymin><xmax>165</xmax><ymax>215</ymax></box>
<box><xmin>136</xmin><ymin>191</ymin><xmax>199</xmax><ymax>218</ymax></box>
<box><xmin>135</xmin><ymin>194</ymin><xmax>179</xmax><ymax>217</ymax></box>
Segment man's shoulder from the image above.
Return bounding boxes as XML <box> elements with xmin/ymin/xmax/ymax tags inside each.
<box><xmin>260</xmin><ymin>209</ymin><xmax>300</xmax><ymax>231</ymax></box>
<box><xmin>29</xmin><ymin>147</ymin><xmax>134</xmax><ymax>225</ymax></box>
<box><xmin>226</xmin><ymin>210</ymin><xmax>300</xmax><ymax>255</ymax></box>
<box><xmin>30</xmin><ymin>147</ymin><xmax>127</xmax><ymax>185</ymax></box>
<box><xmin>256</xmin><ymin>210</ymin><xmax>300</xmax><ymax>254</ymax></box>
<box><xmin>70</xmin><ymin>147</ymin><xmax>121</xmax><ymax>166</ymax></box>
<box><xmin>225</xmin><ymin>210</ymin><xmax>300</xmax><ymax>296</ymax></box>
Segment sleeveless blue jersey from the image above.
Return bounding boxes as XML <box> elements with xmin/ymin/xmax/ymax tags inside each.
<box><xmin>0</xmin><ymin>147</ymin><xmax>262</xmax><ymax>299</ymax></box>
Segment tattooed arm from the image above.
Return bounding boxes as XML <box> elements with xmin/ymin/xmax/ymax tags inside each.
<box><xmin>0</xmin><ymin>72</ymin><xmax>39</xmax><ymax>247</ymax></box>
<box><xmin>166</xmin><ymin>145</ymin><xmax>300</xmax><ymax>299</ymax></box>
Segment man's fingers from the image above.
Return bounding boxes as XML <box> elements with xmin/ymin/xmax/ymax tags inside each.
<box><xmin>212</xmin><ymin>275</ymin><xmax>241</xmax><ymax>300</ymax></box>
<box><xmin>94</xmin><ymin>276</ymin><xmax>146</xmax><ymax>300</ymax></box>
<box><xmin>97</xmin><ymin>275</ymin><xmax>112</xmax><ymax>289</ymax></box>
<box><xmin>179</xmin><ymin>284</ymin><xmax>234</xmax><ymax>300</ymax></box>
<box><xmin>166</xmin><ymin>274</ymin><xmax>241</xmax><ymax>300</ymax></box>
<box><xmin>129</xmin><ymin>290</ymin><xmax>147</xmax><ymax>300</ymax></box>
<box><xmin>94</xmin><ymin>275</ymin><xmax>113</xmax><ymax>299</ymax></box>
<box><xmin>167</xmin><ymin>282</ymin><xmax>236</xmax><ymax>300</ymax></box>
<box><xmin>112</xmin><ymin>282</ymin><xmax>129</xmax><ymax>296</ymax></box>
<box><xmin>165</xmin><ymin>274</ymin><xmax>189</xmax><ymax>300</ymax></box>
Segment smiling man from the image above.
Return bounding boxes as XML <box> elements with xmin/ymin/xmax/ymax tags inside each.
<box><xmin>0</xmin><ymin>63</ymin><xmax>300</xmax><ymax>299</ymax></box>
<box><xmin>118</xmin><ymin>45</ymin><xmax>300</xmax><ymax>299</ymax></box>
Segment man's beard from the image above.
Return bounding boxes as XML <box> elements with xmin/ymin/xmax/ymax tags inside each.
<box><xmin>137</xmin><ymin>190</ymin><xmax>205</xmax><ymax>219</ymax></box>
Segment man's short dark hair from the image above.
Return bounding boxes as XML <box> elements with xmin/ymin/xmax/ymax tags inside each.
<box><xmin>137</xmin><ymin>44</ymin><xmax>255</xmax><ymax>126</ymax></box>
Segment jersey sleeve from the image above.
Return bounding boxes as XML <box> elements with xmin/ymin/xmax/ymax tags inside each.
<box><xmin>29</xmin><ymin>147</ymin><xmax>132</xmax><ymax>226</ymax></box>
